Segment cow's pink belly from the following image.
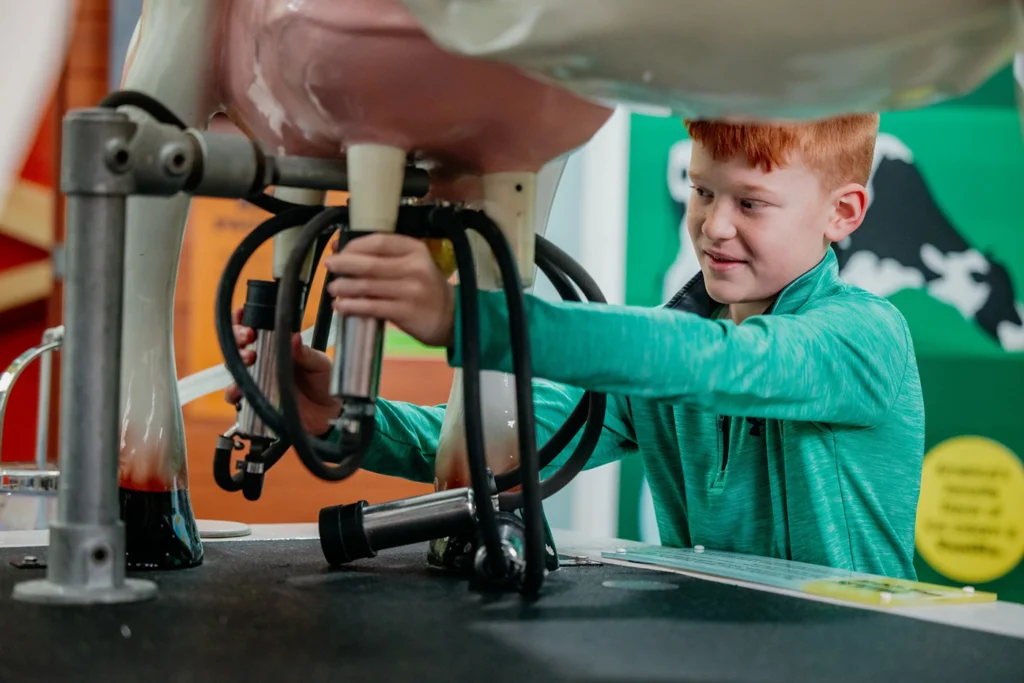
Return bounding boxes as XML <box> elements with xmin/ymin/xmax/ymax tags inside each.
<box><xmin>219</xmin><ymin>0</ymin><xmax>612</xmax><ymax>182</ymax></box>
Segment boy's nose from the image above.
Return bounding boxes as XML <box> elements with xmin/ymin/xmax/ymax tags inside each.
<box><xmin>701</xmin><ymin>203</ymin><xmax>736</xmax><ymax>240</ymax></box>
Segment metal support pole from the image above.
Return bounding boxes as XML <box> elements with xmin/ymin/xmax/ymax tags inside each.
<box><xmin>14</xmin><ymin>109</ymin><xmax>157</xmax><ymax>605</ymax></box>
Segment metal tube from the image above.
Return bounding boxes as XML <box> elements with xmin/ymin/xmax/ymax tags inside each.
<box><xmin>57</xmin><ymin>195</ymin><xmax>126</xmax><ymax>526</ymax></box>
<box><xmin>274</xmin><ymin>157</ymin><xmax>350</xmax><ymax>193</ymax></box>
<box><xmin>273</xmin><ymin>156</ymin><xmax>431</xmax><ymax>198</ymax></box>
<box><xmin>318</xmin><ymin>488</ymin><xmax>477</xmax><ymax>565</ymax></box>
<box><xmin>329</xmin><ymin>315</ymin><xmax>386</xmax><ymax>402</ymax></box>
<box><xmin>34</xmin><ymin>346</ymin><xmax>53</xmax><ymax>469</ymax></box>
<box><xmin>363</xmin><ymin>488</ymin><xmax>476</xmax><ymax>551</ymax></box>
<box><xmin>238</xmin><ymin>330</ymin><xmax>278</xmax><ymax>439</ymax></box>
<box><xmin>186</xmin><ymin>130</ymin><xmax>266</xmax><ymax>198</ymax></box>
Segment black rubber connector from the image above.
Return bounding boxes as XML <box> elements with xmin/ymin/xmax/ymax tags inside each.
<box><xmin>241</xmin><ymin>455</ymin><xmax>266</xmax><ymax>502</ymax></box>
<box><xmin>319</xmin><ymin>501</ymin><xmax>374</xmax><ymax>566</ymax></box>
<box><xmin>241</xmin><ymin>280</ymin><xmax>279</xmax><ymax>331</ymax></box>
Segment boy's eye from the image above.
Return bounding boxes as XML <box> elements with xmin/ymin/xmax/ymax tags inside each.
<box><xmin>740</xmin><ymin>199</ymin><xmax>765</xmax><ymax>211</ymax></box>
<box><xmin>691</xmin><ymin>185</ymin><xmax>712</xmax><ymax>198</ymax></box>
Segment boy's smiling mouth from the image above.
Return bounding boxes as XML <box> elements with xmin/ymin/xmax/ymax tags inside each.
<box><xmin>703</xmin><ymin>248</ymin><xmax>747</xmax><ymax>272</ymax></box>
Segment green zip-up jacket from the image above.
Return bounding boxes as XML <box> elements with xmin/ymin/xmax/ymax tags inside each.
<box><xmin>356</xmin><ymin>248</ymin><xmax>926</xmax><ymax>580</ymax></box>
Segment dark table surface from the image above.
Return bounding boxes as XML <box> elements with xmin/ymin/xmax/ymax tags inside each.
<box><xmin>0</xmin><ymin>538</ymin><xmax>1022</xmax><ymax>683</ymax></box>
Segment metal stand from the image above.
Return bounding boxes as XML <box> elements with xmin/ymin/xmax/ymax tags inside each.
<box><xmin>10</xmin><ymin>101</ymin><xmax>424</xmax><ymax>605</ymax></box>
<box><xmin>14</xmin><ymin>110</ymin><xmax>156</xmax><ymax>604</ymax></box>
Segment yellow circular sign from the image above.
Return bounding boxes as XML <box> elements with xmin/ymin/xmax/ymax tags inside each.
<box><xmin>915</xmin><ymin>436</ymin><xmax>1024</xmax><ymax>584</ymax></box>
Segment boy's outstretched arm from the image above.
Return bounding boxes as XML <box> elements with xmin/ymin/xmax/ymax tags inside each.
<box><xmin>451</xmin><ymin>288</ymin><xmax>913</xmax><ymax>428</ymax></box>
<box><xmin>348</xmin><ymin>380</ymin><xmax>639</xmax><ymax>484</ymax></box>
<box><xmin>319</xmin><ymin>233</ymin><xmax>639</xmax><ymax>483</ymax></box>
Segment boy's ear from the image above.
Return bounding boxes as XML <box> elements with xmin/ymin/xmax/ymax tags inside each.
<box><xmin>825</xmin><ymin>183</ymin><xmax>869</xmax><ymax>242</ymax></box>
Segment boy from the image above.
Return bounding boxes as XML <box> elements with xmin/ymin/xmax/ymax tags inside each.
<box><xmin>227</xmin><ymin>114</ymin><xmax>924</xmax><ymax>580</ymax></box>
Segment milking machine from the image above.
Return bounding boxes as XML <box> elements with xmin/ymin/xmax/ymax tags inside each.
<box><xmin>7</xmin><ymin>90</ymin><xmax>608</xmax><ymax>605</ymax></box>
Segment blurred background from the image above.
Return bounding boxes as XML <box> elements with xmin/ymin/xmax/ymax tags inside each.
<box><xmin>1</xmin><ymin>0</ymin><xmax>1021</xmax><ymax>603</ymax></box>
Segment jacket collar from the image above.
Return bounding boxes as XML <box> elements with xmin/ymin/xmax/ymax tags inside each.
<box><xmin>665</xmin><ymin>247</ymin><xmax>842</xmax><ymax>319</ymax></box>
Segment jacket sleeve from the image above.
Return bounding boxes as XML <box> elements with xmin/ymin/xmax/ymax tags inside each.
<box><xmin>448</xmin><ymin>287</ymin><xmax>913</xmax><ymax>428</ymax></box>
<box><xmin>352</xmin><ymin>379</ymin><xmax>639</xmax><ymax>484</ymax></box>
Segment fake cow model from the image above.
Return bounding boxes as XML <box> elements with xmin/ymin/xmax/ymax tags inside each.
<box><xmin>114</xmin><ymin>0</ymin><xmax>612</xmax><ymax>567</ymax></box>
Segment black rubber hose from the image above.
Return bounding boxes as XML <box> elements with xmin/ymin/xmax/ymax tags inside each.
<box><xmin>242</xmin><ymin>439</ymin><xmax>272</xmax><ymax>501</ymax></box>
<box><xmin>445</xmin><ymin>227</ymin><xmax>510</xmax><ymax>579</ymax></box>
<box><xmin>311</xmin><ymin>272</ymin><xmax>336</xmax><ymax>352</ymax></box>
<box><xmin>215</xmin><ymin>205</ymin><xmax>322</xmax><ymax>440</ymax></box>
<box><xmin>260</xmin><ymin>438</ymin><xmax>291</xmax><ymax>471</ymax></box>
<box><xmin>537</xmin><ymin>255</ymin><xmax>581</xmax><ymax>303</ymax></box>
<box><xmin>536</xmin><ymin>233</ymin><xmax>607</xmax><ymax>306</ymax></box>
<box><xmin>462</xmin><ymin>212</ymin><xmax>544</xmax><ymax>597</ymax></box>
<box><xmin>494</xmin><ymin>234</ymin><xmax>609</xmax><ymax>501</ymax></box>
<box><xmin>98</xmin><ymin>90</ymin><xmax>187</xmax><ymax>129</ymax></box>
<box><xmin>244</xmin><ymin>192</ymin><xmax>300</xmax><ymax>216</ymax></box>
<box><xmin>306</xmin><ymin>214</ymin><xmax>338</xmax><ymax>354</ymax></box>
<box><xmin>213</xmin><ymin>436</ymin><xmax>244</xmax><ymax>492</ymax></box>
<box><xmin>500</xmin><ymin>394</ymin><xmax>608</xmax><ymax>510</ymax></box>
<box><xmin>525</xmin><ymin>235</ymin><xmax>610</xmax><ymax>502</ymax></box>
<box><xmin>309</xmin><ymin>231</ymin><xmax>332</xmax><ymax>285</ymax></box>
<box><xmin>493</xmin><ymin>247</ymin><xmax>588</xmax><ymax>492</ymax></box>
<box><xmin>275</xmin><ymin>206</ymin><xmax>370</xmax><ymax>481</ymax></box>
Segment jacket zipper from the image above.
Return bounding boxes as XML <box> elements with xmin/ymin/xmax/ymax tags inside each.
<box><xmin>719</xmin><ymin>416</ymin><xmax>731</xmax><ymax>475</ymax></box>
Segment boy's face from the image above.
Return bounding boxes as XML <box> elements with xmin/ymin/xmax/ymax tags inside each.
<box><xmin>686</xmin><ymin>142</ymin><xmax>865</xmax><ymax>311</ymax></box>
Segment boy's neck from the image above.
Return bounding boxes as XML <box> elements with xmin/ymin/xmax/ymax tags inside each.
<box><xmin>727</xmin><ymin>299</ymin><xmax>774</xmax><ymax>324</ymax></box>
<box><xmin>723</xmin><ymin>248</ymin><xmax>830</xmax><ymax>324</ymax></box>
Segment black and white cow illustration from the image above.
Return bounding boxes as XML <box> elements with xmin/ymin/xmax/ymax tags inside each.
<box><xmin>663</xmin><ymin>133</ymin><xmax>1024</xmax><ymax>351</ymax></box>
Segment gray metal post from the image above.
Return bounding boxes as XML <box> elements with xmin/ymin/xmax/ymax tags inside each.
<box><xmin>13</xmin><ymin>109</ymin><xmax>157</xmax><ymax>604</ymax></box>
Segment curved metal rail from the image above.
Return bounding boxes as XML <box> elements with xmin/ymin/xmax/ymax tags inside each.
<box><xmin>0</xmin><ymin>326</ymin><xmax>63</xmax><ymax>495</ymax></box>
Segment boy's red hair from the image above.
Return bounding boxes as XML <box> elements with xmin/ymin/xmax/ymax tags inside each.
<box><xmin>684</xmin><ymin>114</ymin><xmax>880</xmax><ymax>189</ymax></box>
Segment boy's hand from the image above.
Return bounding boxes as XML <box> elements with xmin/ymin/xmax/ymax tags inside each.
<box><xmin>325</xmin><ymin>233</ymin><xmax>456</xmax><ymax>348</ymax></box>
<box><xmin>224</xmin><ymin>308</ymin><xmax>340</xmax><ymax>436</ymax></box>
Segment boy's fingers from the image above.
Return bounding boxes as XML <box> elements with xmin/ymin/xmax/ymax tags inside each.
<box><xmin>232</xmin><ymin>308</ymin><xmax>243</xmax><ymax>325</ymax></box>
<box><xmin>234</xmin><ymin>324</ymin><xmax>255</xmax><ymax>348</ymax></box>
<box><xmin>224</xmin><ymin>384</ymin><xmax>241</xmax><ymax>404</ymax></box>
<box><xmin>332</xmin><ymin>297</ymin><xmax>404</xmax><ymax>321</ymax></box>
<box><xmin>341</xmin><ymin>232</ymin><xmax>423</xmax><ymax>256</ymax></box>
<box><xmin>291</xmin><ymin>333</ymin><xmax>332</xmax><ymax>373</ymax></box>
<box><xmin>326</xmin><ymin>277</ymin><xmax>414</xmax><ymax>301</ymax></box>
<box><xmin>241</xmin><ymin>349</ymin><xmax>256</xmax><ymax>367</ymax></box>
<box><xmin>323</xmin><ymin>252</ymin><xmax>408</xmax><ymax>280</ymax></box>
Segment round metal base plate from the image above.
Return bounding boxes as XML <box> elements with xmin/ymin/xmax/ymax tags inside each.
<box><xmin>12</xmin><ymin>577</ymin><xmax>158</xmax><ymax>605</ymax></box>
<box><xmin>197</xmin><ymin>519</ymin><xmax>251</xmax><ymax>539</ymax></box>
